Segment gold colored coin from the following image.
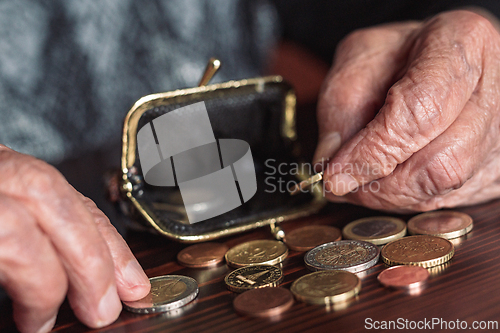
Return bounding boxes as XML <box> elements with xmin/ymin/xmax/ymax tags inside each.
<box><xmin>381</xmin><ymin>235</ymin><xmax>454</xmax><ymax>268</ymax></box>
<box><xmin>408</xmin><ymin>211</ymin><xmax>473</xmax><ymax>239</ymax></box>
<box><xmin>342</xmin><ymin>216</ymin><xmax>407</xmax><ymax>245</ymax></box>
<box><xmin>225</xmin><ymin>240</ymin><xmax>288</xmax><ymax>268</ymax></box>
<box><xmin>291</xmin><ymin>270</ymin><xmax>361</xmax><ymax>305</ymax></box>
<box><xmin>225</xmin><ymin>265</ymin><xmax>284</xmax><ymax>293</ymax></box>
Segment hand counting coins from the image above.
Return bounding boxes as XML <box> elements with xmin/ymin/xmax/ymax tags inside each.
<box><xmin>285</xmin><ymin>225</ymin><xmax>342</xmax><ymax>251</ymax></box>
<box><xmin>177</xmin><ymin>242</ymin><xmax>229</xmax><ymax>268</ymax></box>
<box><xmin>123</xmin><ymin>275</ymin><xmax>198</xmax><ymax>314</ymax></box>
<box><xmin>304</xmin><ymin>240</ymin><xmax>380</xmax><ymax>273</ymax></box>
<box><xmin>225</xmin><ymin>265</ymin><xmax>284</xmax><ymax>293</ymax></box>
<box><xmin>342</xmin><ymin>216</ymin><xmax>406</xmax><ymax>245</ymax></box>
<box><xmin>407</xmin><ymin>211</ymin><xmax>473</xmax><ymax>239</ymax></box>
<box><xmin>225</xmin><ymin>240</ymin><xmax>288</xmax><ymax>268</ymax></box>
<box><xmin>233</xmin><ymin>287</ymin><xmax>294</xmax><ymax>317</ymax></box>
<box><xmin>378</xmin><ymin>265</ymin><xmax>429</xmax><ymax>289</ymax></box>
<box><xmin>291</xmin><ymin>270</ymin><xmax>361</xmax><ymax>305</ymax></box>
<box><xmin>381</xmin><ymin>235</ymin><xmax>454</xmax><ymax>268</ymax></box>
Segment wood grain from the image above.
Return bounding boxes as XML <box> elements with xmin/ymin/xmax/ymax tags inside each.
<box><xmin>2</xmin><ymin>199</ymin><xmax>498</xmax><ymax>333</ymax></box>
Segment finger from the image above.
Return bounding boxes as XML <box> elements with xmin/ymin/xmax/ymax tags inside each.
<box><xmin>313</xmin><ymin>22</ymin><xmax>420</xmax><ymax>168</ymax></box>
<box><xmin>324</xmin><ymin>11</ymin><xmax>492</xmax><ymax>195</ymax></box>
<box><xmin>79</xmin><ymin>195</ymin><xmax>150</xmax><ymax>301</ymax></box>
<box><xmin>0</xmin><ymin>195</ymin><xmax>67</xmax><ymax>333</ymax></box>
<box><xmin>0</xmin><ymin>153</ymin><xmax>122</xmax><ymax>328</ymax></box>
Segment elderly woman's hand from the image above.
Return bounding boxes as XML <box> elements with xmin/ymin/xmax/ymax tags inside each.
<box><xmin>0</xmin><ymin>145</ymin><xmax>150</xmax><ymax>332</ymax></box>
<box><xmin>315</xmin><ymin>10</ymin><xmax>500</xmax><ymax>212</ymax></box>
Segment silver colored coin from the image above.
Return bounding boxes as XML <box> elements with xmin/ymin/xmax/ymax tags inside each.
<box><xmin>123</xmin><ymin>275</ymin><xmax>198</xmax><ymax>314</ymax></box>
<box><xmin>305</xmin><ymin>240</ymin><xmax>380</xmax><ymax>273</ymax></box>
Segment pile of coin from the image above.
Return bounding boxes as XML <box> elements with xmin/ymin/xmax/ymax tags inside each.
<box><xmin>124</xmin><ymin>209</ymin><xmax>473</xmax><ymax>317</ymax></box>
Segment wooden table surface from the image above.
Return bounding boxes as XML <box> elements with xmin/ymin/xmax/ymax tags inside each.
<box><xmin>1</xmin><ymin>198</ymin><xmax>497</xmax><ymax>332</ymax></box>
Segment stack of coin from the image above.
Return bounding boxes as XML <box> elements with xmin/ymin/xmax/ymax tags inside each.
<box><xmin>284</xmin><ymin>225</ymin><xmax>342</xmax><ymax>251</ymax></box>
<box><xmin>177</xmin><ymin>242</ymin><xmax>229</xmax><ymax>268</ymax></box>
<box><xmin>304</xmin><ymin>240</ymin><xmax>380</xmax><ymax>273</ymax></box>
<box><xmin>225</xmin><ymin>240</ymin><xmax>288</xmax><ymax>267</ymax></box>
<box><xmin>407</xmin><ymin>211</ymin><xmax>473</xmax><ymax>239</ymax></box>
<box><xmin>233</xmin><ymin>287</ymin><xmax>294</xmax><ymax>317</ymax></box>
<box><xmin>342</xmin><ymin>216</ymin><xmax>406</xmax><ymax>245</ymax></box>
<box><xmin>225</xmin><ymin>264</ymin><xmax>284</xmax><ymax>293</ymax></box>
<box><xmin>123</xmin><ymin>275</ymin><xmax>199</xmax><ymax>314</ymax></box>
<box><xmin>291</xmin><ymin>270</ymin><xmax>361</xmax><ymax>305</ymax></box>
<box><xmin>381</xmin><ymin>235</ymin><xmax>454</xmax><ymax>268</ymax></box>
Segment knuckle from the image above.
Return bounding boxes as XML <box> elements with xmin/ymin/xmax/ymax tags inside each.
<box><xmin>355</xmin><ymin>118</ymin><xmax>408</xmax><ymax>174</ymax></box>
<box><xmin>338</xmin><ymin>28</ymin><xmax>369</xmax><ymax>51</ymax></box>
<box><xmin>460</xmin><ymin>10</ymin><xmax>494</xmax><ymax>35</ymax></box>
<box><xmin>386</xmin><ymin>84</ymin><xmax>443</xmax><ymax>143</ymax></box>
<box><xmin>421</xmin><ymin>152</ymin><xmax>468</xmax><ymax>196</ymax></box>
<box><xmin>19</xmin><ymin>159</ymin><xmax>65</xmax><ymax>196</ymax></box>
<box><xmin>338</xmin><ymin>25</ymin><xmax>393</xmax><ymax>49</ymax></box>
<box><xmin>0</xmin><ymin>219</ymin><xmax>31</xmax><ymax>262</ymax></box>
<box><xmin>82</xmin><ymin>197</ymin><xmax>112</xmax><ymax>227</ymax></box>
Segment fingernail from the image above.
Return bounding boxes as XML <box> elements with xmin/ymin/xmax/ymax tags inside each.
<box><xmin>313</xmin><ymin>132</ymin><xmax>342</xmax><ymax>171</ymax></box>
<box><xmin>96</xmin><ymin>285</ymin><xmax>122</xmax><ymax>328</ymax></box>
<box><xmin>123</xmin><ymin>260</ymin><xmax>149</xmax><ymax>288</ymax></box>
<box><xmin>36</xmin><ymin>314</ymin><xmax>57</xmax><ymax>333</ymax></box>
<box><xmin>325</xmin><ymin>173</ymin><xmax>358</xmax><ymax>196</ymax></box>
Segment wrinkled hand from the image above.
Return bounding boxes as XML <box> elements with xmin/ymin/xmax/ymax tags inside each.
<box><xmin>314</xmin><ymin>10</ymin><xmax>500</xmax><ymax>212</ymax></box>
<box><xmin>0</xmin><ymin>145</ymin><xmax>150</xmax><ymax>332</ymax></box>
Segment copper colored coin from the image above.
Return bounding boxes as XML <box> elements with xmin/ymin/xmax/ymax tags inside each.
<box><xmin>378</xmin><ymin>266</ymin><xmax>429</xmax><ymax>289</ymax></box>
<box><xmin>381</xmin><ymin>235</ymin><xmax>454</xmax><ymax>268</ymax></box>
<box><xmin>285</xmin><ymin>225</ymin><xmax>342</xmax><ymax>251</ymax></box>
<box><xmin>177</xmin><ymin>243</ymin><xmax>229</xmax><ymax>268</ymax></box>
<box><xmin>233</xmin><ymin>287</ymin><xmax>294</xmax><ymax>317</ymax></box>
<box><xmin>408</xmin><ymin>211</ymin><xmax>473</xmax><ymax>239</ymax></box>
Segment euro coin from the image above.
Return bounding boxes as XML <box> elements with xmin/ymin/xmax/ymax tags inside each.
<box><xmin>342</xmin><ymin>216</ymin><xmax>406</xmax><ymax>245</ymax></box>
<box><xmin>233</xmin><ymin>287</ymin><xmax>294</xmax><ymax>317</ymax></box>
<box><xmin>381</xmin><ymin>235</ymin><xmax>454</xmax><ymax>268</ymax></box>
<box><xmin>123</xmin><ymin>275</ymin><xmax>198</xmax><ymax>314</ymax></box>
<box><xmin>225</xmin><ymin>265</ymin><xmax>284</xmax><ymax>293</ymax></box>
<box><xmin>377</xmin><ymin>265</ymin><xmax>429</xmax><ymax>289</ymax></box>
<box><xmin>177</xmin><ymin>242</ymin><xmax>229</xmax><ymax>268</ymax></box>
<box><xmin>408</xmin><ymin>211</ymin><xmax>473</xmax><ymax>239</ymax></box>
<box><xmin>285</xmin><ymin>225</ymin><xmax>342</xmax><ymax>252</ymax></box>
<box><xmin>304</xmin><ymin>240</ymin><xmax>380</xmax><ymax>273</ymax></box>
<box><xmin>291</xmin><ymin>270</ymin><xmax>361</xmax><ymax>305</ymax></box>
<box><xmin>225</xmin><ymin>240</ymin><xmax>288</xmax><ymax>268</ymax></box>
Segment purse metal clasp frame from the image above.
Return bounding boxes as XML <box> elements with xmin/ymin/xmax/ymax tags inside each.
<box><xmin>118</xmin><ymin>58</ymin><xmax>326</xmax><ymax>242</ymax></box>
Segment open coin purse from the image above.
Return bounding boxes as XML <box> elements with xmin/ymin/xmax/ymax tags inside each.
<box><xmin>116</xmin><ymin>59</ymin><xmax>325</xmax><ymax>242</ymax></box>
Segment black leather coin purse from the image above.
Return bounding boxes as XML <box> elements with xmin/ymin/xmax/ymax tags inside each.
<box><xmin>114</xmin><ymin>59</ymin><xmax>325</xmax><ymax>242</ymax></box>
